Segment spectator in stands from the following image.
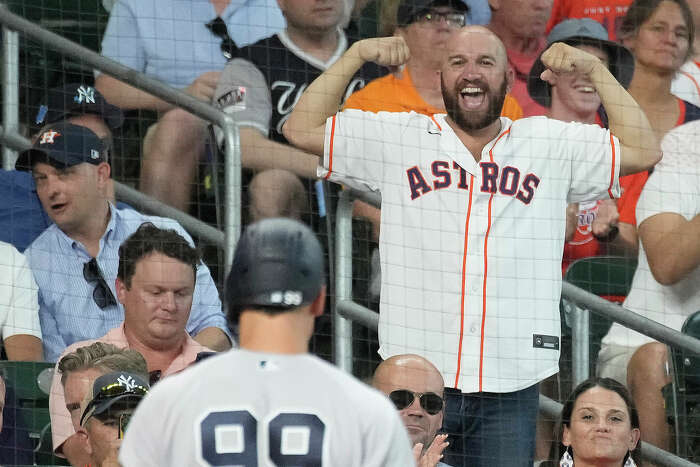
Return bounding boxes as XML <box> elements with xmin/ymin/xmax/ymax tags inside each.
<box><xmin>248</xmin><ymin>169</ymin><xmax>308</xmax><ymax>222</ymax></box>
<box><xmin>555</xmin><ymin>377</ymin><xmax>641</xmax><ymax>466</ymax></box>
<box><xmin>17</xmin><ymin>123</ymin><xmax>230</xmax><ymax>362</ymax></box>
<box><xmin>50</xmin><ymin>225</ymin><xmax>216</xmax><ymax>463</ymax></box>
<box><xmin>77</xmin><ymin>370</ymin><xmax>149</xmax><ymax>467</ymax></box>
<box><xmin>373</xmin><ymin>354</ymin><xmax>451</xmax><ymax>467</ymax></box>
<box><xmin>344</xmin><ymin>0</ymin><xmax>522</xmax><ymax>118</ymax></box>
<box><xmin>615</xmin><ymin>0</ymin><xmax>700</xmax><ymax>257</ymax></box>
<box><xmin>527</xmin><ymin>18</ymin><xmax>637</xmax><ymax>268</ymax></box>
<box><xmin>599</xmin><ymin>120</ymin><xmax>700</xmax><ymax>454</ymax></box>
<box><xmin>95</xmin><ymin>0</ymin><xmax>285</xmax><ymax>211</ymax></box>
<box><xmin>51</xmin><ymin>342</ymin><xmax>147</xmax><ymax>465</ymax></box>
<box><xmin>0</xmin><ymin>84</ymin><xmax>126</xmax><ymax>254</ymax></box>
<box><xmin>546</xmin><ymin>0</ymin><xmax>633</xmax><ymax>41</ymax></box>
<box><xmin>0</xmin><ymin>241</ymin><xmax>42</xmax><ymax>360</ymax></box>
<box><xmin>487</xmin><ymin>0</ymin><xmax>554</xmax><ymax>116</ymax></box>
<box><xmin>672</xmin><ymin>0</ymin><xmax>700</xmax><ymax>105</ymax></box>
<box><xmin>213</xmin><ymin>0</ymin><xmax>384</xmax><ymax>224</ymax></box>
<box><xmin>344</xmin><ymin>0</ymin><xmax>522</xmax><ymax>254</ymax></box>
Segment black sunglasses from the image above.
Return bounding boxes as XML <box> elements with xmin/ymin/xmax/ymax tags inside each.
<box><xmin>389</xmin><ymin>390</ymin><xmax>444</xmax><ymax>415</ymax></box>
<box><xmin>206</xmin><ymin>16</ymin><xmax>238</xmax><ymax>60</ymax></box>
<box><xmin>83</xmin><ymin>258</ymin><xmax>118</xmax><ymax>309</ymax></box>
<box><xmin>80</xmin><ymin>381</ymin><xmax>149</xmax><ymax>426</ymax></box>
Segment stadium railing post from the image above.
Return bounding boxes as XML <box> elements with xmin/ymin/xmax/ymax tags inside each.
<box><xmin>1</xmin><ymin>25</ymin><xmax>19</xmax><ymax>170</ymax></box>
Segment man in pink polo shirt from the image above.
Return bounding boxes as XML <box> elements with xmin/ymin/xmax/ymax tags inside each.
<box><xmin>48</xmin><ymin>223</ymin><xmax>217</xmax><ymax>465</ymax></box>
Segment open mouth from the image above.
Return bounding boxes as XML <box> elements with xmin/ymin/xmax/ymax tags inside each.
<box><xmin>459</xmin><ymin>86</ymin><xmax>486</xmax><ymax>109</ymax></box>
<box><xmin>576</xmin><ymin>85</ymin><xmax>596</xmax><ymax>94</ymax></box>
<box><xmin>51</xmin><ymin>202</ymin><xmax>68</xmax><ymax>213</ymax></box>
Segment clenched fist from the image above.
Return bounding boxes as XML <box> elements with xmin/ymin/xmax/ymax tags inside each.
<box><xmin>540</xmin><ymin>42</ymin><xmax>602</xmax><ymax>85</ymax></box>
<box><xmin>354</xmin><ymin>36</ymin><xmax>410</xmax><ymax>67</ymax></box>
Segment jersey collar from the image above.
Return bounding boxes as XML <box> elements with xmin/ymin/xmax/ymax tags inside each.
<box><xmin>276</xmin><ymin>29</ymin><xmax>347</xmax><ymax>71</ymax></box>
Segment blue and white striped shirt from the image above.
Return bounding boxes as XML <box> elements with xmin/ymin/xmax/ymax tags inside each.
<box><xmin>24</xmin><ymin>204</ymin><xmax>228</xmax><ymax>361</ymax></box>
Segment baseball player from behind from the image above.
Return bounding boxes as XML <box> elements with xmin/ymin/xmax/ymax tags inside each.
<box><xmin>118</xmin><ymin>218</ymin><xmax>415</xmax><ymax>467</ymax></box>
<box><xmin>283</xmin><ymin>26</ymin><xmax>660</xmax><ymax>467</ymax></box>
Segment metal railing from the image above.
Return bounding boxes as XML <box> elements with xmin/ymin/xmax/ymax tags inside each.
<box><xmin>334</xmin><ymin>189</ymin><xmax>700</xmax><ymax>467</ymax></box>
<box><xmin>0</xmin><ymin>4</ymin><xmax>239</xmax><ymax>264</ymax></box>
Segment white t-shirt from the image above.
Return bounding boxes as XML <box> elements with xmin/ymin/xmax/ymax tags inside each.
<box><xmin>0</xmin><ymin>241</ymin><xmax>41</xmax><ymax>340</ymax></box>
<box><xmin>119</xmin><ymin>350</ymin><xmax>415</xmax><ymax>467</ymax></box>
<box><xmin>322</xmin><ymin>111</ymin><xmax>620</xmax><ymax>393</ymax></box>
<box><xmin>602</xmin><ymin>121</ymin><xmax>700</xmax><ymax>349</ymax></box>
<box><xmin>672</xmin><ymin>60</ymin><xmax>700</xmax><ymax>107</ymax></box>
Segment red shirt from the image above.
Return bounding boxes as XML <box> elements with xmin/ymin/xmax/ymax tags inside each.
<box><xmin>547</xmin><ymin>0</ymin><xmax>632</xmax><ymax>41</ymax></box>
<box><xmin>507</xmin><ymin>41</ymin><xmax>548</xmax><ymax>117</ymax></box>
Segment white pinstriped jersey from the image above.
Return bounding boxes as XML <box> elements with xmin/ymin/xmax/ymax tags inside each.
<box><xmin>119</xmin><ymin>350</ymin><xmax>415</xmax><ymax>467</ymax></box>
<box><xmin>322</xmin><ymin>111</ymin><xmax>620</xmax><ymax>393</ymax></box>
<box><xmin>672</xmin><ymin>61</ymin><xmax>700</xmax><ymax>107</ymax></box>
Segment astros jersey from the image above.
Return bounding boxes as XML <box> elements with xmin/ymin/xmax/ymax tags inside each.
<box><xmin>323</xmin><ymin>111</ymin><xmax>620</xmax><ymax>393</ymax></box>
<box><xmin>119</xmin><ymin>350</ymin><xmax>415</xmax><ymax>467</ymax></box>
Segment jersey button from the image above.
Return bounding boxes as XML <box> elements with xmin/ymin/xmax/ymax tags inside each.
<box><xmin>470</xmin><ymin>324</ymin><xmax>477</xmax><ymax>333</ymax></box>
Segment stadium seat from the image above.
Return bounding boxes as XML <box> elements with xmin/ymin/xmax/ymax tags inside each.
<box><xmin>664</xmin><ymin>311</ymin><xmax>700</xmax><ymax>463</ymax></box>
<box><xmin>561</xmin><ymin>255</ymin><xmax>638</xmax><ymax>378</ymax></box>
<box><xmin>0</xmin><ymin>361</ymin><xmax>69</xmax><ymax>466</ymax></box>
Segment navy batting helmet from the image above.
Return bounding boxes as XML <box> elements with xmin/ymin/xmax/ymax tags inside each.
<box><xmin>225</xmin><ymin>218</ymin><xmax>325</xmax><ymax>323</ymax></box>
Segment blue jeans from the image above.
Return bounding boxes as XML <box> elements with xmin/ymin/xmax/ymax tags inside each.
<box><xmin>442</xmin><ymin>383</ymin><xmax>539</xmax><ymax>467</ymax></box>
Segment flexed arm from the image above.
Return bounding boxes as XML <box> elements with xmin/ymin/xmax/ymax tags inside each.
<box><xmin>282</xmin><ymin>37</ymin><xmax>410</xmax><ymax>156</ymax></box>
<box><xmin>540</xmin><ymin>43</ymin><xmax>661</xmax><ymax>176</ymax></box>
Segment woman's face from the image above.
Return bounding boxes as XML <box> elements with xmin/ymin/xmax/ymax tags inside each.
<box><xmin>625</xmin><ymin>0</ymin><xmax>690</xmax><ymax>73</ymax></box>
<box><xmin>563</xmin><ymin>386</ymin><xmax>641</xmax><ymax>465</ymax></box>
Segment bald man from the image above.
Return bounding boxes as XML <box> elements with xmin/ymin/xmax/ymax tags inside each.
<box><xmin>283</xmin><ymin>26</ymin><xmax>659</xmax><ymax>467</ymax></box>
<box><xmin>373</xmin><ymin>355</ymin><xmax>451</xmax><ymax>467</ymax></box>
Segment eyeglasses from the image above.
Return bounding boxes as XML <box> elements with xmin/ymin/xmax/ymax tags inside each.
<box><xmin>414</xmin><ymin>10</ymin><xmax>466</xmax><ymax>28</ymax></box>
<box><xmin>83</xmin><ymin>258</ymin><xmax>118</xmax><ymax>309</ymax></box>
<box><xmin>80</xmin><ymin>381</ymin><xmax>149</xmax><ymax>427</ymax></box>
<box><xmin>206</xmin><ymin>16</ymin><xmax>238</xmax><ymax>60</ymax></box>
<box><xmin>389</xmin><ymin>389</ymin><xmax>444</xmax><ymax>415</ymax></box>
<box><xmin>93</xmin><ymin>411</ymin><xmax>133</xmax><ymax>439</ymax></box>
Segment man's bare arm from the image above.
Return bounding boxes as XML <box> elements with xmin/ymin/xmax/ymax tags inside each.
<box><xmin>241</xmin><ymin>129</ymin><xmax>320</xmax><ymax>179</ymax></box>
<box><xmin>4</xmin><ymin>335</ymin><xmax>42</xmax><ymax>361</ymax></box>
<box><xmin>540</xmin><ymin>43</ymin><xmax>661</xmax><ymax>176</ymax></box>
<box><xmin>283</xmin><ymin>37</ymin><xmax>410</xmax><ymax>155</ymax></box>
<box><xmin>193</xmin><ymin>327</ymin><xmax>232</xmax><ymax>352</ymax></box>
<box><xmin>639</xmin><ymin>213</ymin><xmax>700</xmax><ymax>285</ymax></box>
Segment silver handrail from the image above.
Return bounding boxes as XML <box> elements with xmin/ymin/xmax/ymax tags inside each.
<box><xmin>334</xmin><ymin>188</ymin><xmax>700</xmax><ymax>467</ymax></box>
<box><xmin>0</xmin><ymin>4</ymin><xmax>240</xmax><ymax>265</ymax></box>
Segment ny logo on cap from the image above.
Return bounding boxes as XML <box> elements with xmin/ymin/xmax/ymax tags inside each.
<box><xmin>74</xmin><ymin>86</ymin><xmax>96</xmax><ymax>105</ymax></box>
<box><xmin>117</xmin><ymin>374</ymin><xmax>137</xmax><ymax>391</ymax></box>
<box><xmin>39</xmin><ymin>130</ymin><xmax>60</xmax><ymax>145</ymax></box>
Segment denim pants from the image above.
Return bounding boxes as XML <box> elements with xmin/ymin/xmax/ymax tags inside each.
<box><xmin>442</xmin><ymin>383</ymin><xmax>540</xmax><ymax>467</ymax></box>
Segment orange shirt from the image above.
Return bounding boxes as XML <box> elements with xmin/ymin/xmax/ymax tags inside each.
<box><xmin>343</xmin><ymin>66</ymin><xmax>524</xmax><ymax>121</ymax></box>
<box><xmin>547</xmin><ymin>0</ymin><xmax>632</xmax><ymax>41</ymax></box>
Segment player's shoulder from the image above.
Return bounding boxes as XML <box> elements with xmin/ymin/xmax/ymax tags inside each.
<box><xmin>658</xmin><ymin>120</ymin><xmax>700</xmax><ymax>170</ymax></box>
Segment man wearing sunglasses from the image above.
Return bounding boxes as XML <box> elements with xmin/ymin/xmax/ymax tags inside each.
<box><xmin>52</xmin><ymin>342</ymin><xmax>147</xmax><ymax>466</ymax></box>
<box><xmin>18</xmin><ymin>124</ymin><xmax>231</xmax><ymax>363</ymax></box>
<box><xmin>76</xmin><ymin>371</ymin><xmax>150</xmax><ymax>467</ymax></box>
<box><xmin>373</xmin><ymin>354</ymin><xmax>451</xmax><ymax>467</ymax></box>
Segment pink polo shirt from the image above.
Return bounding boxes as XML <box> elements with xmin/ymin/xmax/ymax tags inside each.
<box><xmin>49</xmin><ymin>323</ymin><xmax>212</xmax><ymax>454</ymax></box>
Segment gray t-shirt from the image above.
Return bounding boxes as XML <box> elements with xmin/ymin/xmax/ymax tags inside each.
<box><xmin>119</xmin><ymin>349</ymin><xmax>415</xmax><ymax>466</ymax></box>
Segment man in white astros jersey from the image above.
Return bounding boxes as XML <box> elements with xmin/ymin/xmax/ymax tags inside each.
<box><xmin>282</xmin><ymin>26</ymin><xmax>660</xmax><ymax>466</ymax></box>
<box><xmin>119</xmin><ymin>218</ymin><xmax>415</xmax><ymax>467</ymax></box>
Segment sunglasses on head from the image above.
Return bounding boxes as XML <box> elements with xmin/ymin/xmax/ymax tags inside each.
<box><xmin>80</xmin><ymin>382</ymin><xmax>149</xmax><ymax>426</ymax></box>
<box><xmin>389</xmin><ymin>389</ymin><xmax>444</xmax><ymax>415</ymax></box>
<box><xmin>206</xmin><ymin>16</ymin><xmax>238</xmax><ymax>60</ymax></box>
<box><xmin>83</xmin><ymin>258</ymin><xmax>118</xmax><ymax>309</ymax></box>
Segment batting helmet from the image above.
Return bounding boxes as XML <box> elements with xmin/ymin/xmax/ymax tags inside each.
<box><xmin>225</xmin><ymin>218</ymin><xmax>325</xmax><ymax>323</ymax></box>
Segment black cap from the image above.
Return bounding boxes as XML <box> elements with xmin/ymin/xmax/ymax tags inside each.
<box><xmin>36</xmin><ymin>83</ymin><xmax>124</xmax><ymax>129</ymax></box>
<box><xmin>396</xmin><ymin>0</ymin><xmax>469</xmax><ymax>26</ymax></box>
<box><xmin>15</xmin><ymin>122</ymin><xmax>107</xmax><ymax>171</ymax></box>
<box><xmin>528</xmin><ymin>18</ymin><xmax>635</xmax><ymax>107</ymax></box>
<box><xmin>225</xmin><ymin>218</ymin><xmax>325</xmax><ymax>323</ymax></box>
<box><xmin>80</xmin><ymin>371</ymin><xmax>149</xmax><ymax>426</ymax></box>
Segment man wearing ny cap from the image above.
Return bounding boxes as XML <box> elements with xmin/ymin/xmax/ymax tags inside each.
<box><xmin>120</xmin><ymin>218</ymin><xmax>415</xmax><ymax>466</ymax></box>
<box><xmin>527</xmin><ymin>18</ymin><xmax>638</xmax><ymax>267</ymax></box>
<box><xmin>19</xmin><ymin>123</ymin><xmax>231</xmax><ymax>364</ymax></box>
<box><xmin>77</xmin><ymin>371</ymin><xmax>149</xmax><ymax>467</ymax></box>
